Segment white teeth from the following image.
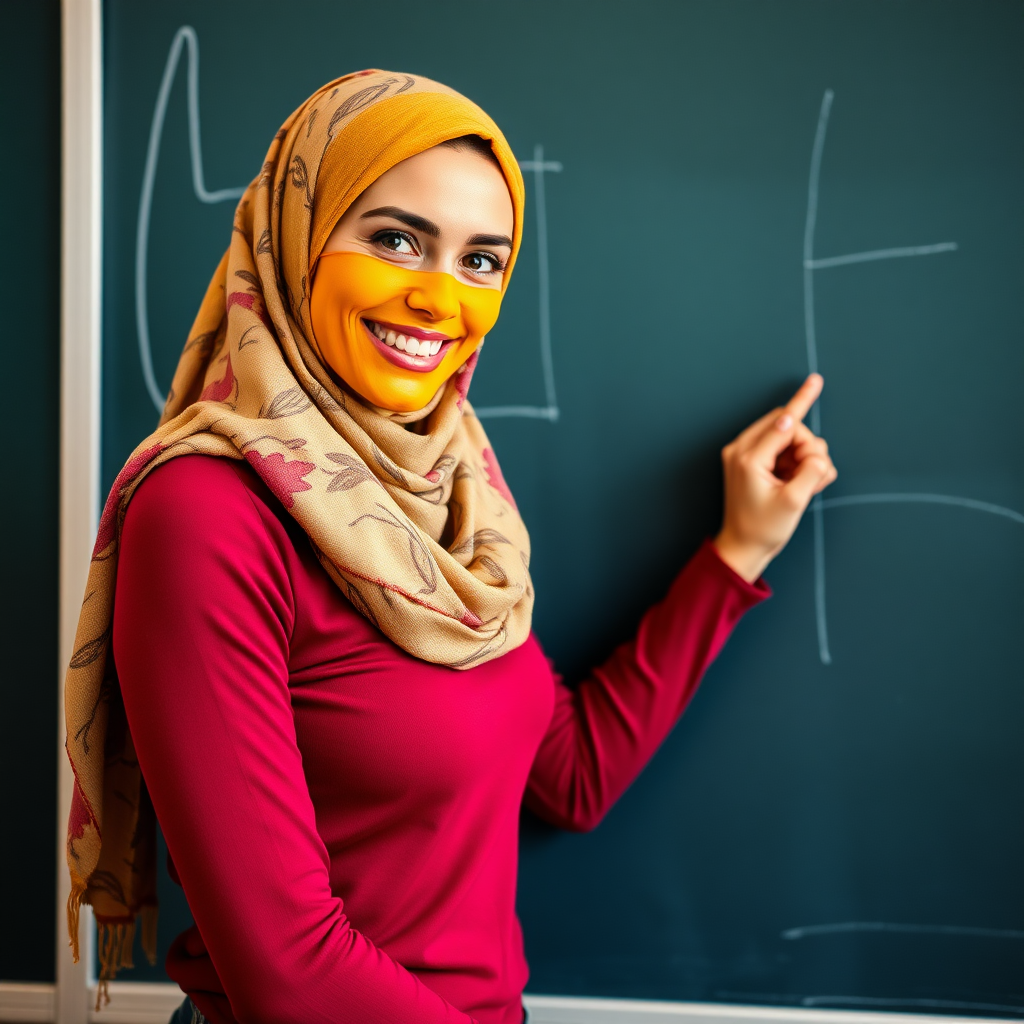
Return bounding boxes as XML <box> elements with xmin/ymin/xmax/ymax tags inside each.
<box><xmin>369</xmin><ymin>322</ymin><xmax>445</xmax><ymax>357</ymax></box>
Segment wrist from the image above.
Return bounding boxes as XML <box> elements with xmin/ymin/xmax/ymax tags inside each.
<box><xmin>711</xmin><ymin>529</ymin><xmax>773</xmax><ymax>584</ymax></box>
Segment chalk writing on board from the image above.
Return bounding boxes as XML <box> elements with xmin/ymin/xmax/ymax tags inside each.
<box><xmin>713</xmin><ymin>922</ymin><xmax>1024</xmax><ymax>1009</ymax></box>
<box><xmin>135</xmin><ymin>26</ymin><xmax>245</xmax><ymax>413</ymax></box>
<box><xmin>782</xmin><ymin>920</ymin><xmax>1024</xmax><ymax>941</ymax></box>
<box><xmin>801</xmin><ymin>89</ymin><xmax>1022</xmax><ymax>665</ymax></box>
<box><xmin>716</xmin><ymin>992</ymin><xmax>1024</xmax><ymax>1015</ymax></box>
<box><xmin>802</xmin><ymin>997</ymin><xmax>1024</xmax><ymax>1014</ymax></box>
<box><xmin>479</xmin><ymin>146</ymin><xmax>561</xmax><ymax>423</ymax></box>
<box><xmin>137</xmin><ymin>25</ymin><xmax>562</xmax><ymax>423</ymax></box>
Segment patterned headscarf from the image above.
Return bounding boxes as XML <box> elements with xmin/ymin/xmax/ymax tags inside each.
<box><xmin>64</xmin><ymin>70</ymin><xmax>533</xmax><ymax>1006</ymax></box>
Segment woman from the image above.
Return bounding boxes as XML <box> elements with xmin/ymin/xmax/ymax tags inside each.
<box><xmin>63</xmin><ymin>70</ymin><xmax>836</xmax><ymax>1024</ymax></box>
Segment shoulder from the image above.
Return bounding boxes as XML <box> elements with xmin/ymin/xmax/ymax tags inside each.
<box><xmin>129</xmin><ymin>452</ymin><xmax>258</xmax><ymax>514</ymax></box>
<box><xmin>122</xmin><ymin>454</ymin><xmax>294</xmax><ymax>574</ymax></box>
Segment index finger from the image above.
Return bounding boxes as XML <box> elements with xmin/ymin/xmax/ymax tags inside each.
<box><xmin>782</xmin><ymin>373</ymin><xmax>824</xmax><ymax>425</ymax></box>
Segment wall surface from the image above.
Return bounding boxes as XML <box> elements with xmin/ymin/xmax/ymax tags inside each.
<box><xmin>0</xmin><ymin>0</ymin><xmax>62</xmax><ymax>987</ymax></box>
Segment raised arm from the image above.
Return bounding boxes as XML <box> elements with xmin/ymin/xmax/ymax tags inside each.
<box><xmin>114</xmin><ymin>456</ymin><xmax>475</xmax><ymax>1024</ymax></box>
<box><xmin>524</xmin><ymin>541</ymin><xmax>769</xmax><ymax>832</ymax></box>
<box><xmin>525</xmin><ymin>375</ymin><xmax>837</xmax><ymax>832</ymax></box>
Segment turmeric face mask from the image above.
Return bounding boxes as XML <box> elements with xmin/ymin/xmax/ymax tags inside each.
<box><xmin>310</xmin><ymin>251</ymin><xmax>502</xmax><ymax>413</ymax></box>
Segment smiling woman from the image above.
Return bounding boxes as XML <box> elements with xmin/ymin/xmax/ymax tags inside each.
<box><xmin>309</xmin><ymin>139</ymin><xmax>513</xmax><ymax>412</ymax></box>
<box><xmin>63</xmin><ymin>68</ymin><xmax>834</xmax><ymax>1024</ymax></box>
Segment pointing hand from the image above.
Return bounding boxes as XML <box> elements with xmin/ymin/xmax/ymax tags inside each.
<box><xmin>713</xmin><ymin>374</ymin><xmax>838</xmax><ymax>583</ymax></box>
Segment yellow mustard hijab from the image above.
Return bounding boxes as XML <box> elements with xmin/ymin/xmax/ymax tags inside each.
<box><xmin>64</xmin><ymin>70</ymin><xmax>533</xmax><ymax>1005</ymax></box>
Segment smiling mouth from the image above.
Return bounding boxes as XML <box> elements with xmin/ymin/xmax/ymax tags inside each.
<box><xmin>361</xmin><ymin>318</ymin><xmax>457</xmax><ymax>373</ymax></box>
<box><xmin>364</xmin><ymin>319</ymin><xmax>450</xmax><ymax>357</ymax></box>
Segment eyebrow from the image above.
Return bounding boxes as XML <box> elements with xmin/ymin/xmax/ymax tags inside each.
<box><xmin>360</xmin><ymin>206</ymin><xmax>440</xmax><ymax>238</ymax></box>
<box><xmin>360</xmin><ymin>206</ymin><xmax>512</xmax><ymax>250</ymax></box>
<box><xmin>467</xmin><ymin>233</ymin><xmax>513</xmax><ymax>249</ymax></box>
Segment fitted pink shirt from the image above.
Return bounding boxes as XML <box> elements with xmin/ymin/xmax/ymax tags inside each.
<box><xmin>112</xmin><ymin>455</ymin><xmax>768</xmax><ymax>1024</ymax></box>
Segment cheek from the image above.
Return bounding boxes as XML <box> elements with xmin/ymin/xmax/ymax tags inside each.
<box><xmin>326</xmin><ymin>274</ymin><xmax>401</xmax><ymax>320</ymax></box>
<box><xmin>458</xmin><ymin>287</ymin><xmax>503</xmax><ymax>342</ymax></box>
<box><xmin>313</xmin><ymin>253</ymin><xmax>419</xmax><ymax>325</ymax></box>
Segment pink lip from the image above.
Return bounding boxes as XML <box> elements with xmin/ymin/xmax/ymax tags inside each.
<box><xmin>362</xmin><ymin>319</ymin><xmax>456</xmax><ymax>373</ymax></box>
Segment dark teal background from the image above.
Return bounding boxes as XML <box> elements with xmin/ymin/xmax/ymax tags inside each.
<box><xmin>1</xmin><ymin>0</ymin><xmax>60</xmax><ymax>986</ymax></box>
<box><xmin>98</xmin><ymin>0</ymin><xmax>1023</xmax><ymax>1013</ymax></box>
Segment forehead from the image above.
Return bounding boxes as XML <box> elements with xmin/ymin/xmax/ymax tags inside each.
<box><xmin>352</xmin><ymin>145</ymin><xmax>514</xmax><ymax>232</ymax></box>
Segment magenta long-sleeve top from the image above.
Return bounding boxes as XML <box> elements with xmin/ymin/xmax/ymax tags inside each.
<box><xmin>112</xmin><ymin>455</ymin><xmax>769</xmax><ymax>1024</ymax></box>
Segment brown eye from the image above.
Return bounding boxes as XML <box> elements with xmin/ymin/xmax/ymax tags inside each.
<box><xmin>371</xmin><ymin>229</ymin><xmax>417</xmax><ymax>256</ymax></box>
<box><xmin>462</xmin><ymin>252</ymin><xmax>502</xmax><ymax>275</ymax></box>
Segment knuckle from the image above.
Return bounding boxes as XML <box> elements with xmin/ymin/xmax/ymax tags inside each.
<box><xmin>782</xmin><ymin>489</ymin><xmax>805</xmax><ymax>512</ymax></box>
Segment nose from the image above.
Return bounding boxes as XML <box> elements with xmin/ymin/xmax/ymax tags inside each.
<box><xmin>405</xmin><ymin>272</ymin><xmax>460</xmax><ymax>323</ymax></box>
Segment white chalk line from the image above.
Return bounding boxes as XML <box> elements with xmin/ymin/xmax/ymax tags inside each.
<box><xmin>802</xmin><ymin>90</ymin><xmax>965</xmax><ymax>665</ymax></box>
<box><xmin>807</xmin><ymin>242</ymin><xmax>958</xmax><ymax>270</ymax></box>
<box><xmin>137</xmin><ymin>26</ymin><xmax>562</xmax><ymax>422</ymax></box>
<box><xmin>802</xmin><ymin>89</ymin><xmax>832</xmax><ymax>381</ymax></box>
<box><xmin>136</xmin><ymin>26</ymin><xmax>245</xmax><ymax>413</ymax></box>
<box><xmin>476</xmin><ymin>405</ymin><xmax>559</xmax><ymax>421</ymax></box>
<box><xmin>802</xmin><ymin>996</ymin><xmax>1024</xmax><ymax>1014</ymax></box>
<box><xmin>802</xmin><ymin>89</ymin><xmax>834</xmax><ymax>665</ymax></box>
<box><xmin>783</xmin><ymin>921</ymin><xmax>1024</xmax><ymax>941</ymax></box>
<box><xmin>716</xmin><ymin>992</ymin><xmax>1024</xmax><ymax>1015</ymax></box>
<box><xmin>477</xmin><ymin>147</ymin><xmax>562</xmax><ymax>422</ymax></box>
<box><xmin>822</xmin><ymin>492</ymin><xmax>1024</xmax><ymax>526</ymax></box>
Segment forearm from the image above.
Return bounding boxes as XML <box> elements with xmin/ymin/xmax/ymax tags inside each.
<box><xmin>524</xmin><ymin>541</ymin><xmax>769</xmax><ymax>831</ymax></box>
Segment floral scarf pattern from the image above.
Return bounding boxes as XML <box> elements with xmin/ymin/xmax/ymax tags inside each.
<box><xmin>64</xmin><ymin>70</ymin><xmax>532</xmax><ymax>1006</ymax></box>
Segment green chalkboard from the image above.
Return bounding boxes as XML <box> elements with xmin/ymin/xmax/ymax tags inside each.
<box><xmin>1</xmin><ymin>0</ymin><xmax>60</xmax><ymax>986</ymax></box>
<box><xmin>101</xmin><ymin>0</ymin><xmax>1024</xmax><ymax>1013</ymax></box>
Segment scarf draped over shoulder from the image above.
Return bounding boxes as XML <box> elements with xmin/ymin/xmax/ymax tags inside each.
<box><xmin>63</xmin><ymin>70</ymin><xmax>533</xmax><ymax>1006</ymax></box>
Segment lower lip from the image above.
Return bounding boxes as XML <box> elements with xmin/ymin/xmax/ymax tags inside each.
<box><xmin>362</xmin><ymin>320</ymin><xmax>454</xmax><ymax>373</ymax></box>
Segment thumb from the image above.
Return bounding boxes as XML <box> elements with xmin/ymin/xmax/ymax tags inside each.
<box><xmin>781</xmin><ymin>453</ymin><xmax>831</xmax><ymax>510</ymax></box>
<box><xmin>748</xmin><ymin>410</ymin><xmax>799</xmax><ymax>468</ymax></box>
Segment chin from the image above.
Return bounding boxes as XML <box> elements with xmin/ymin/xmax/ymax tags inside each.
<box><xmin>389</xmin><ymin>399</ymin><xmax>428</xmax><ymax>414</ymax></box>
<box><xmin>368</xmin><ymin>385</ymin><xmax>435</xmax><ymax>415</ymax></box>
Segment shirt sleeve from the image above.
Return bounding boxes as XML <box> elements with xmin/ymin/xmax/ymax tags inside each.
<box><xmin>113</xmin><ymin>456</ymin><xmax>477</xmax><ymax>1024</ymax></box>
<box><xmin>524</xmin><ymin>540</ymin><xmax>770</xmax><ymax>832</ymax></box>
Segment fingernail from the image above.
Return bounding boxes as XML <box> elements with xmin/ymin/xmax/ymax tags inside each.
<box><xmin>776</xmin><ymin>414</ymin><xmax>793</xmax><ymax>431</ymax></box>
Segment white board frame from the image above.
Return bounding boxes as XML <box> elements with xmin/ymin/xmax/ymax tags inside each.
<box><xmin>53</xmin><ymin>0</ymin><xmax>103</xmax><ymax>1021</ymax></box>
<box><xmin>1</xmin><ymin>985</ymin><xmax>1015</xmax><ymax>1024</ymax></box>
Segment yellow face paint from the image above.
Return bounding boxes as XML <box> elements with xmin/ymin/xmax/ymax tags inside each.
<box><xmin>309</xmin><ymin>251</ymin><xmax>503</xmax><ymax>413</ymax></box>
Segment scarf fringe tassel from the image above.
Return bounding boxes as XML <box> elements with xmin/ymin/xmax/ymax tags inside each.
<box><xmin>67</xmin><ymin>884</ymin><xmax>159</xmax><ymax>1013</ymax></box>
<box><xmin>66</xmin><ymin>881</ymin><xmax>85</xmax><ymax>964</ymax></box>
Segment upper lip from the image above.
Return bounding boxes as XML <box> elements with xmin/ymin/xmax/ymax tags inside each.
<box><xmin>363</xmin><ymin>318</ymin><xmax>456</xmax><ymax>343</ymax></box>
